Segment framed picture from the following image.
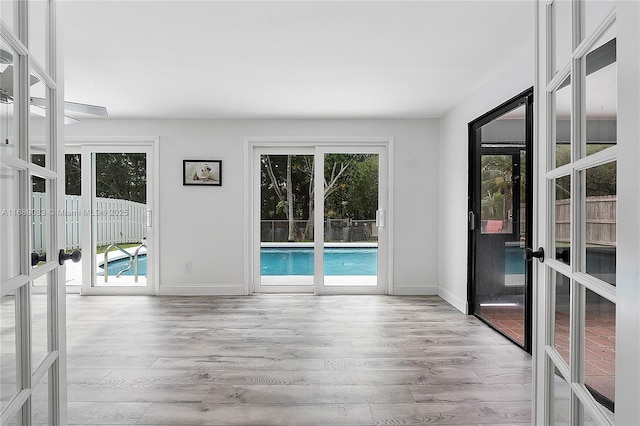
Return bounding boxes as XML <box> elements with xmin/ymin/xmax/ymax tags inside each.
<box><xmin>183</xmin><ymin>160</ymin><xmax>222</xmax><ymax>186</ymax></box>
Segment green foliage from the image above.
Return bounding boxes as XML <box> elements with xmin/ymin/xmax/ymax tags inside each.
<box><xmin>324</xmin><ymin>154</ymin><xmax>378</xmax><ymax>219</ymax></box>
<box><xmin>480</xmin><ymin>155</ymin><xmax>513</xmax><ymax>221</ymax></box>
<box><xmin>95</xmin><ymin>153</ymin><xmax>146</xmax><ymax>203</ymax></box>
<box><xmin>555</xmin><ymin>144</ymin><xmax>616</xmax><ymax>199</ymax></box>
<box><xmin>260</xmin><ymin>154</ymin><xmax>311</xmax><ymax>220</ymax></box>
<box><xmin>260</xmin><ymin>153</ymin><xmax>379</xmax><ymax>221</ymax></box>
<box><xmin>65</xmin><ymin>154</ymin><xmax>81</xmax><ymax>195</ymax></box>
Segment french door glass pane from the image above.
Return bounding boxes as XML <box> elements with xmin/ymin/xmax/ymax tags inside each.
<box><xmin>323</xmin><ymin>153</ymin><xmax>378</xmax><ymax>287</ymax></box>
<box><xmin>0</xmin><ymin>38</ymin><xmax>18</xmax><ymax>158</ymax></box>
<box><xmin>1</xmin><ymin>166</ymin><xmax>22</xmax><ymax>281</ymax></box>
<box><xmin>555</xmin><ymin>75</ymin><xmax>571</xmax><ymax>168</ymax></box>
<box><xmin>554</xmin><ymin>175</ymin><xmax>571</xmax><ymax>264</ymax></box>
<box><xmin>553</xmin><ymin>0</ymin><xmax>572</xmax><ymax>75</ymax></box>
<box><xmin>0</xmin><ymin>2</ymin><xmax>16</xmax><ymax>33</ymax></box>
<box><xmin>31</xmin><ymin>175</ymin><xmax>47</xmax><ymax>267</ymax></box>
<box><xmin>0</xmin><ymin>289</ymin><xmax>18</xmax><ymax>412</ymax></box>
<box><xmin>584</xmin><ymin>0</ymin><xmax>615</xmax><ymax>41</ymax></box>
<box><xmin>584</xmin><ymin>28</ymin><xmax>616</xmax><ymax>158</ymax></box>
<box><xmin>554</xmin><ymin>272</ymin><xmax>570</xmax><ymax>365</ymax></box>
<box><xmin>552</xmin><ymin>369</ymin><xmax>571</xmax><ymax>425</ymax></box>
<box><xmin>583</xmin><ymin>161</ymin><xmax>616</xmax><ymax>285</ymax></box>
<box><xmin>94</xmin><ymin>153</ymin><xmax>147</xmax><ymax>287</ymax></box>
<box><xmin>29</xmin><ymin>72</ymin><xmax>48</xmax><ymax>167</ymax></box>
<box><xmin>31</xmin><ymin>275</ymin><xmax>49</xmax><ymax>371</ymax></box>
<box><xmin>584</xmin><ymin>288</ymin><xmax>615</xmax><ymax>414</ymax></box>
<box><xmin>259</xmin><ymin>154</ymin><xmax>314</xmax><ymax>286</ymax></box>
<box><xmin>31</xmin><ymin>369</ymin><xmax>50</xmax><ymax>425</ymax></box>
<box><xmin>28</xmin><ymin>0</ymin><xmax>48</xmax><ymax>69</ymax></box>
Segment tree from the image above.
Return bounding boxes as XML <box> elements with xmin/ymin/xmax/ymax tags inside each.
<box><xmin>262</xmin><ymin>155</ymin><xmax>296</xmax><ymax>241</ymax></box>
<box><xmin>301</xmin><ymin>154</ymin><xmax>352</xmax><ymax>240</ymax></box>
<box><xmin>95</xmin><ymin>153</ymin><xmax>146</xmax><ymax>203</ymax></box>
<box><xmin>481</xmin><ymin>155</ymin><xmax>513</xmax><ymax>221</ymax></box>
<box><xmin>259</xmin><ymin>153</ymin><xmax>378</xmax><ymax>242</ymax></box>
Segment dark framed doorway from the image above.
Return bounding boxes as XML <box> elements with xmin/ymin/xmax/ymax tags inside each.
<box><xmin>468</xmin><ymin>88</ymin><xmax>534</xmax><ymax>353</ymax></box>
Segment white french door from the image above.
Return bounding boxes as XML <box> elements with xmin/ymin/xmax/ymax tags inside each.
<box><xmin>249</xmin><ymin>139</ymin><xmax>390</xmax><ymax>295</ymax></box>
<box><xmin>534</xmin><ymin>1</ymin><xmax>640</xmax><ymax>425</ymax></box>
<box><xmin>1</xmin><ymin>1</ymin><xmax>68</xmax><ymax>424</ymax></box>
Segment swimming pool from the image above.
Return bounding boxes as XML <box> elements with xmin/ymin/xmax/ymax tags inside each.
<box><xmin>100</xmin><ymin>254</ymin><xmax>147</xmax><ymax>276</ymax></box>
<box><xmin>261</xmin><ymin>247</ymin><xmax>377</xmax><ymax>276</ymax></box>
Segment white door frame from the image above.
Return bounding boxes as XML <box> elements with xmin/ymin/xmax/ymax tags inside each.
<box><xmin>533</xmin><ymin>1</ymin><xmax>640</xmax><ymax>424</ymax></box>
<box><xmin>66</xmin><ymin>137</ymin><xmax>160</xmax><ymax>296</ymax></box>
<box><xmin>244</xmin><ymin>137</ymin><xmax>394</xmax><ymax>296</ymax></box>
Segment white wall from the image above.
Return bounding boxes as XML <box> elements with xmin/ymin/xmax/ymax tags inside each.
<box><xmin>65</xmin><ymin>119</ymin><xmax>439</xmax><ymax>295</ymax></box>
<box><xmin>437</xmin><ymin>46</ymin><xmax>534</xmax><ymax>313</ymax></box>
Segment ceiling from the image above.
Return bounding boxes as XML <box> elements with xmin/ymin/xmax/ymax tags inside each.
<box><xmin>60</xmin><ymin>1</ymin><xmax>534</xmax><ymax>120</ymax></box>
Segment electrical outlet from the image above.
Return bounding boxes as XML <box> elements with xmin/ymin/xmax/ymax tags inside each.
<box><xmin>185</xmin><ymin>262</ymin><xmax>192</xmax><ymax>273</ymax></box>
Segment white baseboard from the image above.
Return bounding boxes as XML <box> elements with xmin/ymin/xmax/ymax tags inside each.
<box><xmin>438</xmin><ymin>286</ymin><xmax>468</xmax><ymax>314</ymax></box>
<box><xmin>392</xmin><ymin>284</ymin><xmax>438</xmax><ymax>296</ymax></box>
<box><xmin>159</xmin><ymin>285</ymin><xmax>244</xmax><ymax>296</ymax></box>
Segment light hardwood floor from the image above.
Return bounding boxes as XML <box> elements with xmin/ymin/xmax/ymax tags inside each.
<box><xmin>58</xmin><ymin>295</ymin><xmax>532</xmax><ymax>425</ymax></box>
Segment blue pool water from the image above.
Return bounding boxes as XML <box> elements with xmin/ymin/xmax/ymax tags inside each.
<box><xmin>101</xmin><ymin>254</ymin><xmax>147</xmax><ymax>276</ymax></box>
<box><xmin>505</xmin><ymin>246</ymin><xmax>526</xmax><ymax>275</ymax></box>
<box><xmin>261</xmin><ymin>247</ymin><xmax>377</xmax><ymax>276</ymax></box>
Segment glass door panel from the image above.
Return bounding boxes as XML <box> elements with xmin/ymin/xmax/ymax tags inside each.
<box><xmin>323</xmin><ymin>153</ymin><xmax>379</xmax><ymax>287</ymax></box>
<box><xmin>89</xmin><ymin>152</ymin><xmax>149</xmax><ymax>288</ymax></box>
<box><xmin>63</xmin><ymin>152</ymin><xmax>83</xmax><ymax>288</ymax></box>
<box><xmin>584</xmin><ymin>288</ymin><xmax>615</xmax><ymax>416</ymax></box>
<box><xmin>469</xmin><ymin>95</ymin><xmax>532</xmax><ymax>351</ymax></box>
<box><xmin>259</xmin><ymin>153</ymin><xmax>314</xmax><ymax>289</ymax></box>
<box><xmin>0</xmin><ymin>290</ymin><xmax>18</xmax><ymax>412</ymax></box>
<box><xmin>0</xmin><ymin>166</ymin><xmax>22</xmax><ymax>282</ymax></box>
<box><xmin>475</xmin><ymin>151</ymin><xmax>525</xmax><ymax>346</ymax></box>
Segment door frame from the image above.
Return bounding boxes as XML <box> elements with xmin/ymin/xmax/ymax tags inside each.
<box><xmin>244</xmin><ymin>137</ymin><xmax>394</xmax><ymax>296</ymax></box>
<box><xmin>66</xmin><ymin>137</ymin><xmax>160</xmax><ymax>296</ymax></box>
<box><xmin>467</xmin><ymin>88</ymin><xmax>534</xmax><ymax>353</ymax></box>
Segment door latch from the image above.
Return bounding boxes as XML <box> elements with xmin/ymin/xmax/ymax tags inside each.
<box><xmin>524</xmin><ymin>247</ymin><xmax>545</xmax><ymax>263</ymax></box>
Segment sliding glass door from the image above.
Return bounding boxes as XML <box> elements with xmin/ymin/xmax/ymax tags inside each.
<box><xmin>80</xmin><ymin>144</ymin><xmax>156</xmax><ymax>295</ymax></box>
<box><xmin>315</xmin><ymin>146</ymin><xmax>387</xmax><ymax>294</ymax></box>
<box><xmin>252</xmin><ymin>142</ymin><xmax>389</xmax><ymax>294</ymax></box>
<box><xmin>256</xmin><ymin>147</ymin><xmax>315</xmax><ymax>292</ymax></box>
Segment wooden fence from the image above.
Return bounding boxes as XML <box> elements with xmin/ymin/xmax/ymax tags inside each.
<box><xmin>32</xmin><ymin>194</ymin><xmax>147</xmax><ymax>252</ymax></box>
<box><xmin>555</xmin><ymin>195</ymin><xmax>616</xmax><ymax>245</ymax></box>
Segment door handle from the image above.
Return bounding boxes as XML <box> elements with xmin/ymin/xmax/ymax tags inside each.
<box><xmin>31</xmin><ymin>252</ymin><xmax>46</xmax><ymax>267</ymax></box>
<box><xmin>375</xmin><ymin>210</ymin><xmax>385</xmax><ymax>228</ymax></box>
<box><xmin>468</xmin><ymin>211</ymin><xmax>476</xmax><ymax>231</ymax></box>
<box><xmin>59</xmin><ymin>249</ymin><xmax>82</xmax><ymax>265</ymax></box>
<box><xmin>524</xmin><ymin>247</ymin><xmax>544</xmax><ymax>263</ymax></box>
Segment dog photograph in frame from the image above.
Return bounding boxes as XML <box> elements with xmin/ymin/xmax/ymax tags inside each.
<box><xmin>183</xmin><ymin>160</ymin><xmax>222</xmax><ymax>186</ymax></box>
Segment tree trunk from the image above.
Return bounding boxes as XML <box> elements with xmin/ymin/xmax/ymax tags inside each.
<box><xmin>287</xmin><ymin>155</ymin><xmax>295</xmax><ymax>241</ymax></box>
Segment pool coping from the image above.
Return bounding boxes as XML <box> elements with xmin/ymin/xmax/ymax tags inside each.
<box><xmin>261</xmin><ymin>242</ymin><xmax>378</xmax><ymax>248</ymax></box>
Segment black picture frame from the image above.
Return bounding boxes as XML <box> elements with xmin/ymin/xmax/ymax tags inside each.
<box><xmin>183</xmin><ymin>160</ymin><xmax>222</xmax><ymax>186</ymax></box>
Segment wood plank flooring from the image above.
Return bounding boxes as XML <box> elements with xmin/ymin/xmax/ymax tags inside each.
<box><xmin>58</xmin><ymin>295</ymin><xmax>532</xmax><ymax>425</ymax></box>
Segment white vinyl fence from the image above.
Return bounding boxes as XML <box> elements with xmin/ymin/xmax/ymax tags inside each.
<box><xmin>32</xmin><ymin>193</ymin><xmax>147</xmax><ymax>253</ymax></box>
